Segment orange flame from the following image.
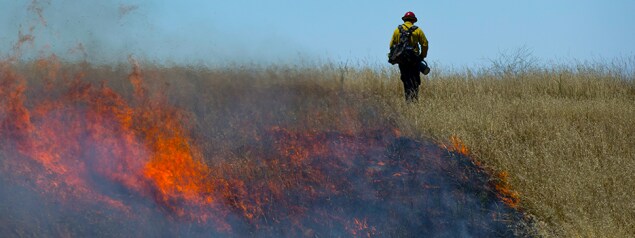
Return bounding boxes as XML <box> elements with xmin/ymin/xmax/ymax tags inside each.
<box><xmin>448</xmin><ymin>134</ymin><xmax>469</xmax><ymax>156</ymax></box>
<box><xmin>0</xmin><ymin>57</ymin><xmax>227</xmax><ymax>224</ymax></box>
<box><xmin>347</xmin><ymin>217</ymin><xmax>377</xmax><ymax>238</ymax></box>
<box><xmin>494</xmin><ymin>171</ymin><xmax>520</xmax><ymax>208</ymax></box>
<box><xmin>444</xmin><ymin>135</ymin><xmax>520</xmax><ymax>208</ymax></box>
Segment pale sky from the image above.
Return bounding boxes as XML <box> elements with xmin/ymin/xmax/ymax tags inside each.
<box><xmin>1</xmin><ymin>0</ymin><xmax>634</xmax><ymax>67</ymax></box>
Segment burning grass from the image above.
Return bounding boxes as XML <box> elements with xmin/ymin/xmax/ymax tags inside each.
<box><xmin>1</xmin><ymin>55</ymin><xmax>633</xmax><ymax>237</ymax></box>
<box><xmin>0</xmin><ymin>58</ymin><xmax>531</xmax><ymax>237</ymax></box>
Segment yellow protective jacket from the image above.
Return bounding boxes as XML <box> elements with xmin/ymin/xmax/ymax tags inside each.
<box><xmin>389</xmin><ymin>21</ymin><xmax>429</xmax><ymax>58</ymax></box>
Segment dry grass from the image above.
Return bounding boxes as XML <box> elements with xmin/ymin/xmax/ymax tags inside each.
<box><xmin>348</xmin><ymin>64</ymin><xmax>635</xmax><ymax>237</ymax></box>
<box><xmin>8</xmin><ymin>58</ymin><xmax>635</xmax><ymax>237</ymax></box>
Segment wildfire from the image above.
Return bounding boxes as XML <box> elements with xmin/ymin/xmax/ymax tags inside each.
<box><xmin>448</xmin><ymin>134</ymin><xmax>470</xmax><ymax>156</ymax></box>
<box><xmin>445</xmin><ymin>134</ymin><xmax>521</xmax><ymax>208</ymax></box>
<box><xmin>1</xmin><ymin>57</ymin><xmax>219</xmax><ymax>218</ymax></box>
<box><xmin>495</xmin><ymin>171</ymin><xmax>521</xmax><ymax>208</ymax></box>
<box><xmin>0</xmin><ymin>57</ymin><xmax>526</xmax><ymax>237</ymax></box>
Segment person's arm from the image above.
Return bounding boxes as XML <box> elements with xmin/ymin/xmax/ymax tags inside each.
<box><xmin>418</xmin><ymin>29</ymin><xmax>429</xmax><ymax>59</ymax></box>
<box><xmin>389</xmin><ymin>29</ymin><xmax>400</xmax><ymax>49</ymax></box>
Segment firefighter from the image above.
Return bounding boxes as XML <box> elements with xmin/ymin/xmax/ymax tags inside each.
<box><xmin>389</xmin><ymin>11</ymin><xmax>429</xmax><ymax>102</ymax></box>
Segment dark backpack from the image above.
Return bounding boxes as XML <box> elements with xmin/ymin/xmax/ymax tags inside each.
<box><xmin>388</xmin><ymin>25</ymin><xmax>420</xmax><ymax>65</ymax></box>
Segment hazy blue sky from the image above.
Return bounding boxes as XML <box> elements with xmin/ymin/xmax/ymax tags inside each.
<box><xmin>1</xmin><ymin>0</ymin><xmax>634</xmax><ymax>67</ymax></box>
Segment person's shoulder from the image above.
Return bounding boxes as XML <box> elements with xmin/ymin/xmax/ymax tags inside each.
<box><xmin>393</xmin><ymin>25</ymin><xmax>402</xmax><ymax>33</ymax></box>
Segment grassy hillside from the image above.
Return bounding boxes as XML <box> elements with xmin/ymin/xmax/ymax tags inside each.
<box><xmin>351</xmin><ymin>64</ymin><xmax>635</xmax><ymax>237</ymax></box>
<box><xmin>8</xmin><ymin>58</ymin><xmax>635</xmax><ymax>237</ymax></box>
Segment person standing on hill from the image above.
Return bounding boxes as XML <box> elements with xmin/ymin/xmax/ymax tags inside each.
<box><xmin>388</xmin><ymin>11</ymin><xmax>429</xmax><ymax>102</ymax></box>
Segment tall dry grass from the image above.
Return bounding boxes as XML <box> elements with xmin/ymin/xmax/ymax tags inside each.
<box><xmin>347</xmin><ymin>61</ymin><xmax>635</xmax><ymax>237</ymax></box>
<box><xmin>9</xmin><ymin>57</ymin><xmax>635</xmax><ymax>237</ymax></box>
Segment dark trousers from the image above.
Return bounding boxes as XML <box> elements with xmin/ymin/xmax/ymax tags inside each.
<box><xmin>398</xmin><ymin>63</ymin><xmax>421</xmax><ymax>102</ymax></box>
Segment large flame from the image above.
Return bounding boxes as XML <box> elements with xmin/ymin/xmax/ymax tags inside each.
<box><xmin>1</xmin><ymin>57</ymin><xmax>216</xmax><ymax>215</ymax></box>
